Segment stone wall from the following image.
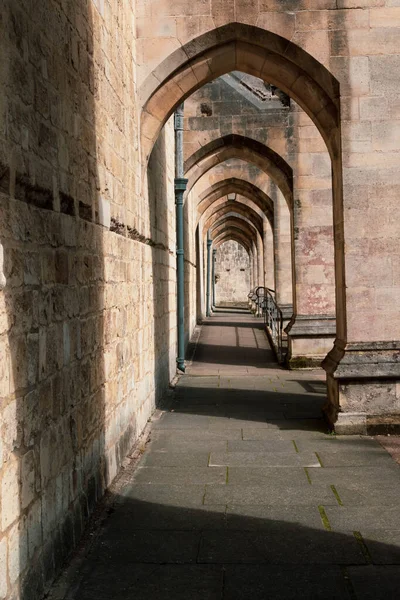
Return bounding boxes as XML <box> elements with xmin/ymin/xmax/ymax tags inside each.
<box><xmin>0</xmin><ymin>3</ymin><xmax>194</xmax><ymax>599</ymax></box>
<box><xmin>215</xmin><ymin>241</ymin><xmax>250</xmax><ymax>304</ymax></box>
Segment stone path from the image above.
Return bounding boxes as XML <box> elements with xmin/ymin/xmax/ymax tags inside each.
<box><xmin>56</xmin><ymin>309</ymin><xmax>400</xmax><ymax>599</ymax></box>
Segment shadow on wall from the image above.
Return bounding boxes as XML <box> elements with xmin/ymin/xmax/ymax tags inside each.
<box><xmin>0</xmin><ymin>1</ymin><xmax>123</xmax><ymax>598</ymax></box>
<box><xmin>147</xmin><ymin>125</ymin><xmax>173</xmax><ymax>406</ymax></box>
<box><xmin>183</xmin><ymin>195</ymin><xmax>191</xmax><ymax>345</ymax></box>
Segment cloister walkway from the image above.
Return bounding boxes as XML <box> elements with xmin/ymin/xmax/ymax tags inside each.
<box><xmin>53</xmin><ymin>310</ymin><xmax>400</xmax><ymax>599</ymax></box>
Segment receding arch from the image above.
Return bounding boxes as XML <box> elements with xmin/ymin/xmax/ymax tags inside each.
<box><xmin>203</xmin><ymin>205</ymin><xmax>263</xmax><ymax>238</ymax></box>
<box><xmin>200</xmin><ymin>197</ymin><xmax>268</xmax><ymax>237</ymax></box>
<box><xmin>140</xmin><ymin>23</ymin><xmax>340</xmax><ymax>165</ymax></box>
<box><xmin>185</xmin><ymin>134</ymin><xmax>293</xmax><ymax>208</ymax></box>
<box><xmin>210</xmin><ymin>217</ymin><xmax>259</xmax><ymax>243</ymax></box>
<box><xmin>214</xmin><ymin>236</ymin><xmax>251</xmax><ymax>256</ymax></box>
<box><xmin>213</xmin><ymin>230</ymin><xmax>254</xmax><ymax>256</ymax></box>
<box><xmin>208</xmin><ymin>213</ymin><xmax>262</xmax><ymax>244</ymax></box>
<box><xmin>197</xmin><ymin>178</ymin><xmax>274</xmax><ymax>223</ymax></box>
<box><xmin>141</xmin><ymin>22</ymin><xmax>346</xmax><ymax>340</ymax></box>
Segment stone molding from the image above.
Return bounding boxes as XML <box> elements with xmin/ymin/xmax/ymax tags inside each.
<box><xmin>285</xmin><ymin>314</ymin><xmax>336</xmax><ymax>337</ymax></box>
<box><xmin>323</xmin><ymin>339</ymin><xmax>400</xmax><ymax>380</ymax></box>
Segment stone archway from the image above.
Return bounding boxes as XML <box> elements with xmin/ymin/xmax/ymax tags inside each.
<box><xmin>185</xmin><ymin>134</ymin><xmax>293</xmax><ymax>208</ymax></box>
<box><xmin>139</xmin><ymin>22</ymin><xmax>352</xmax><ymax>425</ymax></box>
<box><xmin>202</xmin><ymin>204</ymin><xmax>264</xmax><ymax>237</ymax></box>
<box><xmin>197</xmin><ymin>177</ymin><xmax>274</xmax><ymax>220</ymax></box>
<box><xmin>140</xmin><ymin>24</ymin><xmax>340</xmax><ymax>163</ymax></box>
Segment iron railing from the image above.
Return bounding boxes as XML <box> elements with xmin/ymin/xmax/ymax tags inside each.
<box><xmin>247</xmin><ymin>286</ymin><xmax>266</xmax><ymax>316</ymax></box>
<box><xmin>248</xmin><ymin>286</ymin><xmax>284</xmax><ymax>362</ymax></box>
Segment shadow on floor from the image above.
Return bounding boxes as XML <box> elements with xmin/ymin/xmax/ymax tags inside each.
<box><xmin>190</xmin><ymin>343</ymin><xmax>276</xmax><ymax>367</ymax></box>
<box><xmin>169</xmin><ymin>382</ymin><xmax>327</xmax><ymax>425</ymax></box>
<box><xmin>60</xmin><ymin>492</ymin><xmax>400</xmax><ymax>600</ymax></box>
<box><xmin>199</xmin><ymin>320</ymin><xmax>265</xmax><ymax>328</ymax></box>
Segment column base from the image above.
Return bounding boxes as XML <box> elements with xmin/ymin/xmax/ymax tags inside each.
<box><xmin>323</xmin><ymin>340</ymin><xmax>400</xmax><ymax>434</ymax></box>
<box><xmin>285</xmin><ymin>314</ymin><xmax>336</xmax><ymax>369</ymax></box>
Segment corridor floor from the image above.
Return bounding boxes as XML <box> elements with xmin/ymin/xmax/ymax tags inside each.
<box><xmin>54</xmin><ymin>310</ymin><xmax>400</xmax><ymax>599</ymax></box>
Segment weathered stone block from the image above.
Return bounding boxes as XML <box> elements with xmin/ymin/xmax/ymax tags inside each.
<box><xmin>0</xmin><ymin>537</ymin><xmax>7</xmax><ymax>599</ymax></box>
<box><xmin>1</xmin><ymin>457</ymin><xmax>20</xmax><ymax>530</ymax></box>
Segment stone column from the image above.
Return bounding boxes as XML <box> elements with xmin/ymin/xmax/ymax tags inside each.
<box><xmin>323</xmin><ymin>77</ymin><xmax>400</xmax><ymax>433</ymax></box>
<box><xmin>249</xmin><ymin>249</ymin><xmax>254</xmax><ymax>291</ymax></box>
<box><xmin>257</xmin><ymin>234</ymin><xmax>264</xmax><ymax>287</ymax></box>
<box><xmin>263</xmin><ymin>217</ymin><xmax>274</xmax><ymax>290</ymax></box>
<box><xmin>285</xmin><ymin>109</ymin><xmax>336</xmax><ymax>368</ymax></box>
<box><xmin>197</xmin><ymin>225</ymin><xmax>205</xmax><ymax>320</ymax></box>
<box><xmin>252</xmin><ymin>243</ymin><xmax>258</xmax><ymax>290</ymax></box>
<box><xmin>273</xmin><ymin>187</ymin><xmax>293</xmax><ymax>328</ymax></box>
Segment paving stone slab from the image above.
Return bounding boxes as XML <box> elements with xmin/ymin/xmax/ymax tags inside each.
<box><xmin>334</xmin><ymin>485</ymin><xmax>400</xmax><ymax>507</ymax></box>
<box><xmin>283</xmin><ymin>407</ymin><xmax>324</xmax><ymax>419</ymax></box>
<box><xmin>210</xmin><ymin>451</ymin><xmax>321</xmax><ymax>467</ymax></box>
<box><xmin>223</xmin><ymin>565</ymin><xmax>352</xmax><ymax>600</ymax></box>
<box><xmin>102</xmin><ymin>503</ymin><xmax>227</xmax><ymax>532</ymax></box>
<box><xmin>227</xmin><ymin>439</ymin><xmax>296</xmax><ymax>452</ymax></box>
<box><xmin>176</xmin><ymin>377</ymin><xmax>220</xmax><ymax>388</ymax></box>
<box><xmin>307</xmin><ymin>465</ymin><xmax>400</xmax><ymax>488</ymax></box>
<box><xmin>118</xmin><ymin>484</ymin><xmax>206</xmax><ymax>507</ymax></box>
<box><xmin>65</xmin><ymin>563</ymin><xmax>157</xmax><ymax>600</ymax></box>
<box><xmin>226</xmin><ymin>466</ymin><xmax>316</xmax><ymax>486</ymax></box>
<box><xmin>119</xmin><ymin>565</ymin><xmax>224</xmax><ymax>600</ymax></box>
<box><xmin>152</xmin><ymin>413</ymin><xmax>211</xmax><ymax>429</ymax></box>
<box><xmin>133</xmin><ymin>466</ymin><xmax>227</xmax><ymax>485</ymax></box>
<box><xmin>149</xmin><ymin>438</ymin><xmax>228</xmax><ymax>452</ymax></box>
<box><xmin>323</xmin><ymin>506</ymin><xmax>400</xmax><ymax>533</ymax></box>
<box><xmin>198</xmin><ymin>529</ymin><xmax>366</xmax><ymax>565</ymax></box>
<box><xmin>359</xmin><ymin>529</ymin><xmax>400</xmax><ymax>564</ymax></box>
<box><xmin>204</xmin><ymin>483</ymin><xmax>339</xmax><ymax>506</ymax></box>
<box><xmin>316</xmin><ymin>448</ymin><xmax>395</xmax><ymax>468</ymax></box>
<box><xmin>348</xmin><ymin>566</ymin><xmax>400</xmax><ymax>600</ymax></box>
<box><xmin>226</xmin><ymin>504</ymin><xmax>325</xmax><ymax>531</ymax></box>
<box><xmin>174</xmin><ymin>405</ymin><xmax>227</xmax><ymax>416</ymax></box>
<box><xmin>141</xmin><ymin>451</ymin><xmax>210</xmax><ymax>467</ymax></box>
<box><xmin>296</xmin><ymin>436</ymin><xmax>382</xmax><ymax>452</ymax></box>
<box><xmin>151</xmin><ymin>428</ymin><xmax>241</xmax><ymax>442</ymax></box>
<box><xmin>242</xmin><ymin>424</ymin><xmax>331</xmax><ymax>441</ymax></box>
<box><xmin>274</xmin><ymin>419</ymin><xmax>330</xmax><ymax>433</ymax></box>
<box><xmin>208</xmin><ymin>417</ymin><xmax>270</xmax><ymax>430</ymax></box>
<box><xmin>94</xmin><ymin>530</ymin><xmax>201</xmax><ymax>563</ymax></box>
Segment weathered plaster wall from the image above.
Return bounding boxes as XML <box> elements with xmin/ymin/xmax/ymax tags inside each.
<box><xmin>215</xmin><ymin>240</ymin><xmax>250</xmax><ymax>304</ymax></box>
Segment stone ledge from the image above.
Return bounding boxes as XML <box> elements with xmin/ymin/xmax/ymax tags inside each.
<box><xmin>285</xmin><ymin>314</ymin><xmax>336</xmax><ymax>337</ymax></box>
<box><xmin>323</xmin><ymin>339</ymin><xmax>400</xmax><ymax>379</ymax></box>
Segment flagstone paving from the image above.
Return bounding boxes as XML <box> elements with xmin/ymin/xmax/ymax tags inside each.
<box><xmin>52</xmin><ymin>309</ymin><xmax>400</xmax><ymax>599</ymax></box>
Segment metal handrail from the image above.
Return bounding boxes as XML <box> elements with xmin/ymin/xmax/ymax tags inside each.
<box><xmin>248</xmin><ymin>287</ymin><xmax>262</xmax><ymax>314</ymax></box>
<box><xmin>263</xmin><ymin>288</ymin><xmax>284</xmax><ymax>362</ymax></box>
<box><xmin>248</xmin><ymin>286</ymin><xmax>284</xmax><ymax>362</ymax></box>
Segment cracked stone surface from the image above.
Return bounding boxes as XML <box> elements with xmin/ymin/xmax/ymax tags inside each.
<box><xmin>51</xmin><ymin>310</ymin><xmax>400</xmax><ymax>600</ymax></box>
